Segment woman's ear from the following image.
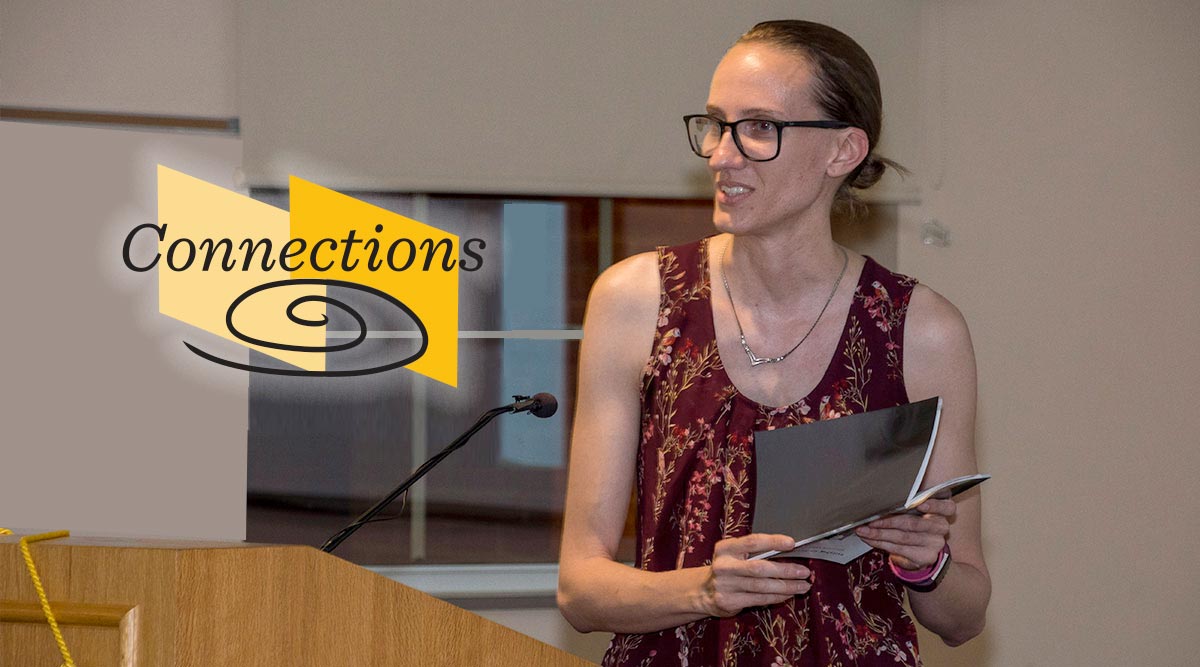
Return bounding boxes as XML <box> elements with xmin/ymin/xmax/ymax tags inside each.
<box><xmin>827</xmin><ymin>127</ymin><xmax>870</xmax><ymax>179</ymax></box>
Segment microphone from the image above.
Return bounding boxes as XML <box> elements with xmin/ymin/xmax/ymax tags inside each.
<box><xmin>320</xmin><ymin>391</ymin><xmax>558</xmax><ymax>553</ymax></box>
<box><xmin>508</xmin><ymin>392</ymin><xmax>557</xmax><ymax>418</ymax></box>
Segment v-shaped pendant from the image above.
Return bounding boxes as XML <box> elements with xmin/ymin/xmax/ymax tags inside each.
<box><xmin>740</xmin><ymin>335</ymin><xmax>784</xmax><ymax>366</ymax></box>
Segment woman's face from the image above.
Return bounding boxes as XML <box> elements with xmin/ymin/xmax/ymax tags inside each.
<box><xmin>705</xmin><ymin>42</ymin><xmax>844</xmax><ymax>236</ymax></box>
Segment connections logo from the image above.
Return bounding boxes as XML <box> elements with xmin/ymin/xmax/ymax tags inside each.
<box><xmin>122</xmin><ymin>166</ymin><xmax>481</xmax><ymax>386</ymax></box>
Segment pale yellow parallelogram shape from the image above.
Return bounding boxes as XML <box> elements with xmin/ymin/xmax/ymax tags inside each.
<box><xmin>290</xmin><ymin>176</ymin><xmax>459</xmax><ymax>386</ymax></box>
<box><xmin>157</xmin><ymin>165</ymin><xmax>327</xmax><ymax>371</ymax></box>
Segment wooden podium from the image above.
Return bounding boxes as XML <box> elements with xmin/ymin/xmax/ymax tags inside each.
<box><xmin>0</xmin><ymin>535</ymin><xmax>592</xmax><ymax>666</ymax></box>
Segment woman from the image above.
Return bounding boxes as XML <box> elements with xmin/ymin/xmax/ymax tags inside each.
<box><xmin>558</xmin><ymin>20</ymin><xmax>990</xmax><ymax>666</ymax></box>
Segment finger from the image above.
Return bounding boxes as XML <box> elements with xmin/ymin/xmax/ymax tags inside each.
<box><xmin>857</xmin><ymin>524</ymin><xmax>946</xmax><ymax>547</ymax></box>
<box><xmin>863</xmin><ymin>514</ymin><xmax>950</xmax><ymax>535</ymax></box>
<box><xmin>728</xmin><ymin>574</ymin><xmax>813</xmax><ymax>597</ymax></box>
<box><xmin>714</xmin><ymin>533</ymin><xmax>797</xmax><ymax>558</ymax></box>
<box><xmin>914</xmin><ymin>498</ymin><xmax>957</xmax><ymax>519</ymax></box>
<box><xmin>710</xmin><ymin>578</ymin><xmax>812</xmax><ymax>615</ymax></box>
<box><xmin>888</xmin><ymin>553</ymin><xmax>920</xmax><ymax>571</ymax></box>
<box><xmin>864</xmin><ymin>535</ymin><xmax>926</xmax><ymax>566</ymax></box>
<box><xmin>714</xmin><ymin>555</ymin><xmax>810</xmax><ymax>581</ymax></box>
<box><xmin>857</xmin><ymin>536</ymin><xmax>941</xmax><ymax>569</ymax></box>
<box><xmin>710</xmin><ymin>590</ymin><xmax>804</xmax><ymax>616</ymax></box>
<box><xmin>857</xmin><ymin>533</ymin><xmax>930</xmax><ymax>554</ymax></box>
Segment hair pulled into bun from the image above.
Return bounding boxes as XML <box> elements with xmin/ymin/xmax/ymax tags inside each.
<box><xmin>846</xmin><ymin>153</ymin><xmax>906</xmax><ymax>192</ymax></box>
<box><xmin>738</xmin><ymin>20</ymin><xmax>908</xmax><ymax>213</ymax></box>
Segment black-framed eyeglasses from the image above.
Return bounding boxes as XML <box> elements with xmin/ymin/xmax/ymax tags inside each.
<box><xmin>683</xmin><ymin>114</ymin><xmax>851</xmax><ymax>162</ymax></box>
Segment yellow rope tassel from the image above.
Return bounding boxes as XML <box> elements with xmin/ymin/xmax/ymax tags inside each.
<box><xmin>2</xmin><ymin>528</ymin><xmax>77</xmax><ymax>667</ymax></box>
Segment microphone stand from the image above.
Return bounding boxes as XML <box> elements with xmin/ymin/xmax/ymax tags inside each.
<box><xmin>320</xmin><ymin>402</ymin><xmax>520</xmax><ymax>554</ymax></box>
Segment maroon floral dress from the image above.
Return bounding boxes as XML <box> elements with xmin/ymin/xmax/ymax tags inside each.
<box><xmin>603</xmin><ymin>237</ymin><xmax>922</xmax><ymax>667</ymax></box>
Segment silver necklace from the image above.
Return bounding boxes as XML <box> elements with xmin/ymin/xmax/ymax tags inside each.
<box><xmin>719</xmin><ymin>240</ymin><xmax>849</xmax><ymax>367</ymax></box>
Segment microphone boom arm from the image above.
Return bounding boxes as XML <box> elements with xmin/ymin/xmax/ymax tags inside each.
<box><xmin>319</xmin><ymin>397</ymin><xmax>547</xmax><ymax>554</ymax></box>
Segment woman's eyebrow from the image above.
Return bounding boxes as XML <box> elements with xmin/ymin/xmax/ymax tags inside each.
<box><xmin>704</xmin><ymin>105</ymin><xmax>786</xmax><ymax>119</ymax></box>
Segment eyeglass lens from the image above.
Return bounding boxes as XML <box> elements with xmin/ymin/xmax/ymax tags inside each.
<box><xmin>687</xmin><ymin>117</ymin><xmax>779</xmax><ymax>160</ymax></box>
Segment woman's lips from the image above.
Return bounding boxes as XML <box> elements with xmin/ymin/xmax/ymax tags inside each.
<box><xmin>717</xmin><ymin>182</ymin><xmax>754</xmax><ymax>205</ymax></box>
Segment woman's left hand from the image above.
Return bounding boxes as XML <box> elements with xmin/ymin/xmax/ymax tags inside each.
<box><xmin>855</xmin><ymin>498</ymin><xmax>955</xmax><ymax>571</ymax></box>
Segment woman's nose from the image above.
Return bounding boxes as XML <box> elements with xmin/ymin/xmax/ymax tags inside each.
<box><xmin>707</xmin><ymin>127</ymin><xmax>746</xmax><ymax>170</ymax></box>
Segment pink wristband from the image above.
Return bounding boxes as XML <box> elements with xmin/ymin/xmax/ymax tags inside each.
<box><xmin>889</xmin><ymin>543</ymin><xmax>951</xmax><ymax>590</ymax></box>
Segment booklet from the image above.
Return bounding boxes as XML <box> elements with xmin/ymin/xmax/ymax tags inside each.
<box><xmin>749</xmin><ymin>396</ymin><xmax>989</xmax><ymax>563</ymax></box>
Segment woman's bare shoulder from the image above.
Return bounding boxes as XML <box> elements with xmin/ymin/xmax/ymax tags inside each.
<box><xmin>586</xmin><ymin>251</ymin><xmax>662</xmax><ymax>326</ymax></box>
<box><xmin>906</xmin><ymin>284</ymin><xmax>972</xmax><ymax>352</ymax></box>
<box><xmin>904</xmin><ymin>284</ymin><xmax>976</xmax><ymax>401</ymax></box>
<box><xmin>579</xmin><ymin>251</ymin><xmax>663</xmax><ymax>380</ymax></box>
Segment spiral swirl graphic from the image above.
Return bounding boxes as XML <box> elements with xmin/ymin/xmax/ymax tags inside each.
<box><xmin>183</xmin><ymin>278</ymin><xmax>428</xmax><ymax>376</ymax></box>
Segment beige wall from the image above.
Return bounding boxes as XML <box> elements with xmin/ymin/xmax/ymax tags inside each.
<box><xmin>3</xmin><ymin>1</ymin><xmax>1198</xmax><ymax>664</ymax></box>
<box><xmin>0</xmin><ymin>0</ymin><xmax>237</xmax><ymax>117</ymax></box>
<box><xmin>902</xmin><ymin>2</ymin><xmax>1200</xmax><ymax>664</ymax></box>
<box><xmin>0</xmin><ymin>121</ymin><xmax>247</xmax><ymax>540</ymax></box>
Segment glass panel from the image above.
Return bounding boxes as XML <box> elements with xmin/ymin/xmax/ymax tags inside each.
<box><xmin>245</xmin><ymin>191</ymin><xmax>612</xmax><ymax>565</ymax></box>
<box><xmin>614</xmin><ymin>198</ymin><xmax>714</xmax><ymax>260</ymax></box>
<box><xmin>248</xmin><ymin>338</ymin><xmax>588</xmax><ymax>564</ymax></box>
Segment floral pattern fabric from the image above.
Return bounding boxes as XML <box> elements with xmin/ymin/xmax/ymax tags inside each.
<box><xmin>603</xmin><ymin>237</ymin><xmax>921</xmax><ymax>667</ymax></box>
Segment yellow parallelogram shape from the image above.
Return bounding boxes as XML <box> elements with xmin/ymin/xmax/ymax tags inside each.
<box><xmin>290</xmin><ymin>176</ymin><xmax>458</xmax><ymax>386</ymax></box>
<box><xmin>157</xmin><ymin>165</ymin><xmax>326</xmax><ymax>371</ymax></box>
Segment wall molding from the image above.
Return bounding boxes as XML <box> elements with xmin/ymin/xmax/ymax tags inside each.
<box><xmin>0</xmin><ymin>107</ymin><xmax>238</xmax><ymax>134</ymax></box>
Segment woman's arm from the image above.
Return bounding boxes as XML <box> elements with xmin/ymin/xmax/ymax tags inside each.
<box><xmin>856</xmin><ymin>284</ymin><xmax>991</xmax><ymax>646</ymax></box>
<box><xmin>556</xmin><ymin>253</ymin><xmax>811</xmax><ymax>634</ymax></box>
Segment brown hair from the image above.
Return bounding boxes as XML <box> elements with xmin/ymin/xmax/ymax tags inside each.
<box><xmin>737</xmin><ymin>20</ymin><xmax>906</xmax><ymax>210</ymax></box>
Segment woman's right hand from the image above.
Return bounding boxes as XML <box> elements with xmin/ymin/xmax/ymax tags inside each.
<box><xmin>700</xmin><ymin>533</ymin><xmax>812</xmax><ymax>617</ymax></box>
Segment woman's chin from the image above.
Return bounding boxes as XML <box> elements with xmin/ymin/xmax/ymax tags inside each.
<box><xmin>711</xmin><ymin>211</ymin><xmax>757</xmax><ymax>236</ymax></box>
<box><xmin>711</xmin><ymin>205</ymin><xmax>740</xmax><ymax>231</ymax></box>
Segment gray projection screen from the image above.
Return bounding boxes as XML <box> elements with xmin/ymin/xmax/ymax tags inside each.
<box><xmin>237</xmin><ymin>1</ymin><xmax>920</xmax><ymax>199</ymax></box>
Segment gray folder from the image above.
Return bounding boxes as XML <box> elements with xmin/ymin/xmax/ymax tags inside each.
<box><xmin>752</xmin><ymin>396</ymin><xmax>942</xmax><ymax>546</ymax></box>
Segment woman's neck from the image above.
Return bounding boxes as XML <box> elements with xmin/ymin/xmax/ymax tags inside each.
<box><xmin>720</xmin><ymin>225</ymin><xmax>847</xmax><ymax>309</ymax></box>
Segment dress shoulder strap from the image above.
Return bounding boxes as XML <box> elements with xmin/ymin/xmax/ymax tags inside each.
<box><xmin>853</xmin><ymin>256</ymin><xmax>919</xmax><ymax>387</ymax></box>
